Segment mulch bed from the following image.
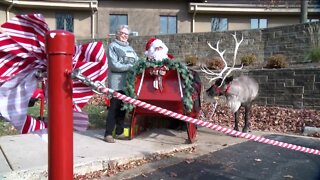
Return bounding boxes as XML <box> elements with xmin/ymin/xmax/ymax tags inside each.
<box><xmin>200</xmin><ymin>102</ymin><xmax>320</xmax><ymax>138</ymax></box>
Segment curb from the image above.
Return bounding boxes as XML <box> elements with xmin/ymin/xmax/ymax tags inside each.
<box><xmin>1</xmin><ymin>144</ymin><xmax>195</xmax><ymax>180</ymax></box>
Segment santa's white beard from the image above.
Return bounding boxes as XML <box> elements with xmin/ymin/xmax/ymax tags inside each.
<box><xmin>147</xmin><ymin>48</ymin><xmax>168</xmax><ymax>61</ymax></box>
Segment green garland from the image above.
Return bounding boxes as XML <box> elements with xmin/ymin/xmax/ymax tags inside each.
<box><xmin>124</xmin><ymin>58</ymin><xmax>195</xmax><ymax>112</ymax></box>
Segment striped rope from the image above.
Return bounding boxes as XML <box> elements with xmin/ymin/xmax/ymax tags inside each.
<box><xmin>94</xmin><ymin>85</ymin><xmax>320</xmax><ymax>156</ymax></box>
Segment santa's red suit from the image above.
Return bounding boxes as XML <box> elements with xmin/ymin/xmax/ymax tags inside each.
<box><xmin>144</xmin><ymin>38</ymin><xmax>175</xmax><ymax>90</ymax></box>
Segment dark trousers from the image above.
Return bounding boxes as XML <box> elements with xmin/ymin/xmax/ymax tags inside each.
<box><xmin>104</xmin><ymin>91</ymin><xmax>126</xmax><ymax>137</ymax></box>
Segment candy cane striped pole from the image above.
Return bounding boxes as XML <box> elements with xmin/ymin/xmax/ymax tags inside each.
<box><xmin>96</xmin><ymin>86</ymin><xmax>320</xmax><ymax>156</ymax></box>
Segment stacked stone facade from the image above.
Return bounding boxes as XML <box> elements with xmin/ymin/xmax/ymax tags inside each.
<box><xmin>199</xmin><ymin>68</ymin><xmax>320</xmax><ymax>109</ymax></box>
<box><xmin>79</xmin><ymin>21</ymin><xmax>320</xmax><ymax>109</ymax></box>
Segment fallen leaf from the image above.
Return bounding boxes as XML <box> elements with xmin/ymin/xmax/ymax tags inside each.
<box><xmin>199</xmin><ymin>103</ymin><xmax>320</xmax><ymax>138</ymax></box>
<box><xmin>283</xmin><ymin>175</ymin><xmax>294</xmax><ymax>179</ymax></box>
<box><xmin>185</xmin><ymin>159</ymin><xmax>195</xmax><ymax>164</ymax></box>
<box><xmin>169</xmin><ymin>172</ymin><xmax>178</xmax><ymax>177</ymax></box>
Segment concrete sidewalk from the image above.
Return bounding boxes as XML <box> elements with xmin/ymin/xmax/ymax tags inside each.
<box><xmin>0</xmin><ymin>127</ymin><xmax>252</xmax><ymax>179</ymax></box>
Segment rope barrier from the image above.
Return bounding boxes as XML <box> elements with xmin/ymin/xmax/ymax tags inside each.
<box><xmin>72</xmin><ymin>70</ymin><xmax>320</xmax><ymax>156</ymax></box>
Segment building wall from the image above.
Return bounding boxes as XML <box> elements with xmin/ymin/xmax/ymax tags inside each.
<box><xmin>97</xmin><ymin>0</ymin><xmax>191</xmax><ymax>38</ymax></box>
<box><xmin>1</xmin><ymin>1</ymin><xmax>319</xmax><ymax>38</ymax></box>
<box><xmin>267</xmin><ymin>15</ymin><xmax>300</xmax><ymax>28</ymax></box>
<box><xmin>0</xmin><ymin>6</ymin><xmax>6</xmax><ymax>32</ymax></box>
<box><xmin>228</xmin><ymin>16</ymin><xmax>251</xmax><ymax>30</ymax></box>
<box><xmin>0</xmin><ymin>7</ymin><xmax>93</xmax><ymax>39</ymax></box>
<box><xmin>194</xmin><ymin>14</ymin><xmax>305</xmax><ymax>32</ymax></box>
<box><xmin>74</xmin><ymin>12</ymin><xmax>92</xmax><ymax>39</ymax></box>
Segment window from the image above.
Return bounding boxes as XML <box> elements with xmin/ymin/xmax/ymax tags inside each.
<box><xmin>251</xmin><ymin>18</ymin><xmax>267</xmax><ymax>29</ymax></box>
<box><xmin>110</xmin><ymin>14</ymin><xmax>128</xmax><ymax>34</ymax></box>
<box><xmin>56</xmin><ymin>13</ymin><xmax>74</xmax><ymax>32</ymax></box>
<box><xmin>160</xmin><ymin>16</ymin><xmax>177</xmax><ymax>34</ymax></box>
<box><xmin>211</xmin><ymin>17</ymin><xmax>228</xmax><ymax>31</ymax></box>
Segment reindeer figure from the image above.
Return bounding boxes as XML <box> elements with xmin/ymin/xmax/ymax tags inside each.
<box><xmin>202</xmin><ymin>33</ymin><xmax>259</xmax><ymax>133</ymax></box>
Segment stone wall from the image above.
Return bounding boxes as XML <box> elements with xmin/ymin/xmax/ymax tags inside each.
<box><xmin>199</xmin><ymin>67</ymin><xmax>320</xmax><ymax>110</ymax></box>
<box><xmin>249</xmin><ymin>68</ymin><xmax>320</xmax><ymax>109</ymax></box>
<box><xmin>78</xmin><ymin>21</ymin><xmax>320</xmax><ymax>109</ymax></box>
<box><xmin>80</xmin><ymin>21</ymin><xmax>319</xmax><ymax>66</ymax></box>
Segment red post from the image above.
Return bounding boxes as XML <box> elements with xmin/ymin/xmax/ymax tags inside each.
<box><xmin>39</xmin><ymin>81</ymin><xmax>45</xmax><ymax>119</ymax></box>
<box><xmin>46</xmin><ymin>30</ymin><xmax>74</xmax><ymax>180</ymax></box>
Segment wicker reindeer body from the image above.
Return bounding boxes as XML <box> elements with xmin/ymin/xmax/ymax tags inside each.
<box><xmin>206</xmin><ymin>75</ymin><xmax>259</xmax><ymax>132</ymax></box>
<box><xmin>202</xmin><ymin>33</ymin><xmax>259</xmax><ymax>132</ymax></box>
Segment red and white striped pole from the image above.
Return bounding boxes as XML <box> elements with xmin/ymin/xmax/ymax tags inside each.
<box><xmin>46</xmin><ymin>30</ymin><xmax>74</xmax><ymax>180</ymax></box>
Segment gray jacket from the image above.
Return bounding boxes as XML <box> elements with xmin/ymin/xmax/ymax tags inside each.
<box><xmin>107</xmin><ymin>39</ymin><xmax>139</xmax><ymax>91</ymax></box>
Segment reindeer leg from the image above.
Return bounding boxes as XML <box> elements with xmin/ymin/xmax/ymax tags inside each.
<box><xmin>242</xmin><ymin>103</ymin><xmax>251</xmax><ymax>133</ymax></box>
<box><xmin>234</xmin><ymin>110</ymin><xmax>240</xmax><ymax>131</ymax></box>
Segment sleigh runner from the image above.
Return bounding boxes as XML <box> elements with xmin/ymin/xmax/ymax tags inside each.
<box><xmin>125</xmin><ymin>59</ymin><xmax>201</xmax><ymax>143</ymax></box>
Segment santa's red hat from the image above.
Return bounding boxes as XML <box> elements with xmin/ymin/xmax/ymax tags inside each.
<box><xmin>145</xmin><ymin>38</ymin><xmax>168</xmax><ymax>55</ymax></box>
<box><xmin>145</xmin><ymin>38</ymin><xmax>158</xmax><ymax>52</ymax></box>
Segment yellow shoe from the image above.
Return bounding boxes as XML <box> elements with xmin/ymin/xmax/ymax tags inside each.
<box><xmin>115</xmin><ymin>133</ymin><xmax>129</xmax><ymax>140</ymax></box>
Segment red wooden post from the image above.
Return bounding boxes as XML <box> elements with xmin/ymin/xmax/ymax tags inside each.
<box><xmin>46</xmin><ymin>30</ymin><xmax>74</xmax><ymax>180</ymax></box>
<box><xmin>39</xmin><ymin>81</ymin><xmax>45</xmax><ymax>119</ymax></box>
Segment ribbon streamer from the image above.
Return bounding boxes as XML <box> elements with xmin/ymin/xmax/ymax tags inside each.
<box><xmin>0</xmin><ymin>13</ymin><xmax>108</xmax><ymax>134</ymax></box>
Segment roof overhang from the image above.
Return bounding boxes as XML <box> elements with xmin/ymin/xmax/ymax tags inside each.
<box><xmin>1</xmin><ymin>0</ymin><xmax>98</xmax><ymax>11</ymax></box>
<box><xmin>189</xmin><ymin>3</ymin><xmax>320</xmax><ymax>15</ymax></box>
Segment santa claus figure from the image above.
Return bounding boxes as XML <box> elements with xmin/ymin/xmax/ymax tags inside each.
<box><xmin>145</xmin><ymin>38</ymin><xmax>173</xmax><ymax>61</ymax></box>
<box><xmin>144</xmin><ymin>38</ymin><xmax>175</xmax><ymax>90</ymax></box>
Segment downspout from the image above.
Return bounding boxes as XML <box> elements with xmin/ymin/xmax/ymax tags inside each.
<box><xmin>6</xmin><ymin>0</ymin><xmax>15</xmax><ymax>21</ymax></box>
<box><xmin>90</xmin><ymin>1</ymin><xmax>96</xmax><ymax>39</ymax></box>
<box><xmin>192</xmin><ymin>4</ymin><xmax>197</xmax><ymax>33</ymax></box>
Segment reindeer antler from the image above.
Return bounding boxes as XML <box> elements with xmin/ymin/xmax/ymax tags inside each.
<box><xmin>231</xmin><ymin>32</ymin><xmax>243</xmax><ymax>67</ymax></box>
<box><xmin>201</xmin><ymin>32</ymin><xmax>244</xmax><ymax>86</ymax></box>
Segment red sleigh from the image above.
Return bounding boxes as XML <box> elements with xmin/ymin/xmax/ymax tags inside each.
<box><xmin>129</xmin><ymin>66</ymin><xmax>201</xmax><ymax>143</ymax></box>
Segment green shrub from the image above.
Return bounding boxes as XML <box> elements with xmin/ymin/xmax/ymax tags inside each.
<box><xmin>306</xmin><ymin>47</ymin><xmax>320</xmax><ymax>62</ymax></box>
<box><xmin>205</xmin><ymin>57</ymin><xmax>224</xmax><ymax>70</ymax></box>
<box><xmin>266</xmin><ymin>54</ymin><xmax>288</xmax><ymax>69</ymax></box>
<box><xmin>83</xmin><ymin>105</ymin><xmax>107</xmax><ymax>129</ymax></box>
<box><xmin>0</xmin><ymin>118</ymin><xmax>18</xmax><ymax>136</ymax></box>
<box><xmin>241</xmin><ymin>53</ymin><xmax>257</xmax><ymax>66</ymax></box>
<box><xmin>185</xmin><ymin>55</ymin><xmax>198</xmax><ymax>66</ymax></box>
<box><xmin>28</xmin><ymin>101</ymin><xmax>47</xmax><ymax>117</ymax></box>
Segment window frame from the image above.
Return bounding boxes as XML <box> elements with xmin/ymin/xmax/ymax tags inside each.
<box><xmin>250</xmin><ymin>18</ymin><xmax>268</xmax><ymax>29</ymax></box>
<box><xmin>160</xmin><ymin>15</ymin><xmax>177</xmax><ymax>35</ymax></box>
<box><xmin>109</xmin><ymin>14</ymin><xmax>128</xmax><ymax>35</ymax></box>
<box><xmin>211</xmin><ymin>17</ymin><xmax>228</xmax><ymax>32</ymax></box>
<box><xmin>55</xmin><ymin>13</ymin><xmax>74</xmax><ymax>32</ymax></box>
